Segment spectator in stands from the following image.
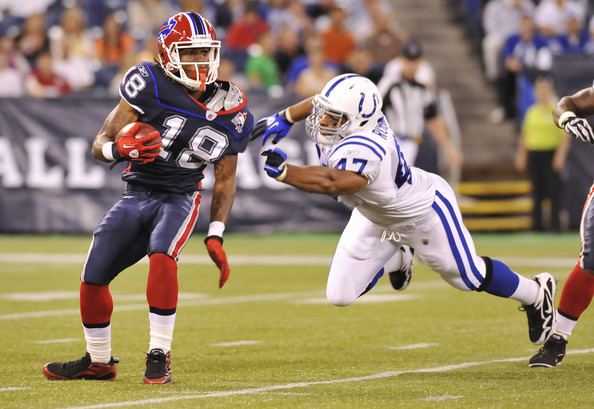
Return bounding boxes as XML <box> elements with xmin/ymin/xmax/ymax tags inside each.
<box><xmin>378</xmin><ymin>39</ymin><xmax>436</xmax><ymax>95</ymax></box>
<box><xmin>48</xmin><ymin>7</ymin><xmax>96</xmax><ymax>91</ymax></box>
<box><xmin>265</xmin><ymin>0</ymin><xmax>293</xmax><ymax>35</ymax></box>
<box><xmin>224</xmin><ymin>3</ymin><xmax>268</xmax><ymax>71</ymax></box>
<box><xmin>0</xmin><ymin>36</ymin><xmax>24</xmax><ymax>96</ymax></box>
<box><xmin>515</xmin><ymin>76</ymin><xmax>569</xmax><ymax>232</ymax></box>
<box><xmin>534</xmin><ymin>0</ymin><xmax>585</xmax><ymax>37</ymax></box>
<box><xmin>127</xmin><ymin>0</ymin><xmax>173</xmax><ymax>41</ymax></box>
<box><xmin>245</xmin><ymin>32</ymin><xmax>282</xmax><ymax>95</ymax></box>
<box><xmin>285</xmin><ymin>35</ymin><xmax>338</xmax><ymax>87</ymax></box>
<box><xmin>294</xmin><ymin>44</ymin><xmax>338</xmax><ymax>97</ymax></box>
<box><xmin>15</xmin><ymin>12</ymin><xmax>49</xmax><ymax>67</ymax></box>
<box><xmin>481</xmin><ymin>0</ymin><xmax>534</xmax><ymax>82</ymax></box>
<box><xmin>273</xmin><ymin>25</ymin><xmax>304</xmax><ymax>78</ymax></box>
<box><xmin>363</xmin><ymin>9</ymin><xmax>405</xmax><ymax>67</ymax></box>
<box><xmin>499</xmin><ymin>14</ymin><xmax>552</xmax><ymax>121</ymax></box>
<box><xmin>94</xmin><ymin>11</ymin><xmax>135</xmax><ymax>87</ymax></box>
<box><xmin>548</xmin><ymin>13</ymin><xmax>589</xmax><ymax>55</ymax></box>
<box><xmin>1</xmin><ymin>32</ymin><xmax>28</xmax><ymax>75</ymax></box>
<box><xmin>379</xmin><ymin>40</ymin><xmax>463</xmax><ymax>172</ymax></box>
<box><xmin>583</xmin><ymin>15</ymin><xmax>594</xmax><ymax>54</ymax></box>
<box><xmin>25</xmin><ymin>50</ymin><xmax>71</xmax><ymax>98</ymax></box>
<box><xmin>341</xmin><ymin>47</ymin><xmax>383</xmax><ymax>84</ymax></box>
<box><xmin>320</xmin><ymin>6</ymin><xmax>355</xmax><ymax>65</ymax></box>
<box><xmin>225</xmin><ymin>4</ymin><xmax>268</xmax><ymax>52</ymax></box>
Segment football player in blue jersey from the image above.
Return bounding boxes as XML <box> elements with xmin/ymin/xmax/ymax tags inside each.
<box><xmin>252</xmin><ymin>73</ymin><xmax>556</xmax><ymax>349</ymax></box>
<box><xmin>43</xmin><ymin>12</ymin><xmax>253</xmax><ymax>384</ymax></box>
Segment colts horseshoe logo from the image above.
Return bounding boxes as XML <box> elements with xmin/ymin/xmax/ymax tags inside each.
<box><xmin>359</xmin><ymin>92</ymin><xmax>378</xmax><ymax>119</ymax></box>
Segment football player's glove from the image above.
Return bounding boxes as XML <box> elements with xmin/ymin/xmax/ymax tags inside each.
<box><xmin>115</xmin><ymin>123</ymin><xmax>162</xmax><ymax>163</ymax></box>
<box><xmin>204</xmin><ymin>236</ymin><xmax>230</xmax><ymax>289</ymax></box>
<box><xmin>250</xmin><ymin>111</ymin><xmax>293</xmax><ymax>145</ymax></box>
<box><xmin>262</xmin><ymin>148</ymin><xmax>287</xmax><ymax>180</ymax></box>
<box><xmin>564</xmin><ymin>117</ymin><xmax>594</xmax><ymax>144</ymax></box>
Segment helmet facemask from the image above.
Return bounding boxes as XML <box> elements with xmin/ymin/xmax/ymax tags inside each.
<box><xmin>306</xmin><ymin>96</ymin><xmax>351</xmax><ymax>146</ymax></box>
<box><xmin>159</xmin><ymin>38</ymin><xmax>221</xmax><ymax>91</ymax></box>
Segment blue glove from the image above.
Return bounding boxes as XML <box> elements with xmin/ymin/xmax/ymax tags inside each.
<box><xmin>250</xmin><ymin>111</ymin><xmax>293</xmax><ymax>145</ymax></box>
<box><xmin>261</xmin><ymin>148</ymin><xmax>288</xmax><ymax>180</ymax></box>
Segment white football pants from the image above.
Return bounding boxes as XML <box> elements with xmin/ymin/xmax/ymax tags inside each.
<box><xmin>326</xmin><ymin>173</ymin><xmax>486</xmax><ymax>306</ymax></box>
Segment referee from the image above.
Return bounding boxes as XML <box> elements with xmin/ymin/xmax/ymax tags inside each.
<box><xmin>379</xmin><ymin>40</ymin><xmax>463</xmax><ymax>171</ymax></box>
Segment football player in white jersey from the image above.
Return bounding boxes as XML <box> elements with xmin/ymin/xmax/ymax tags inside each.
<box><xmin>251</xmin><ymin>73</ymin><xmax>556</xmax><ymax>347</ymax></box>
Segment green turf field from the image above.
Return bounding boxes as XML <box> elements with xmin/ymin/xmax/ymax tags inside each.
<box><xmin>0</xmin><ymin>233</ymin><xmax>593</xmax><ymax>409</ymax></box>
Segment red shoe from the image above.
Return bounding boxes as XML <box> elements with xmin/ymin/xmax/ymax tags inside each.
<box><xmin>43</xmin><ymin>353</ymin><xmax>118</xmax><ymax>381</ymax></box>
<box><xmin>144</xmin><ymin>348</ymin><xmax>172</xmax><ymax>384</ymax></box>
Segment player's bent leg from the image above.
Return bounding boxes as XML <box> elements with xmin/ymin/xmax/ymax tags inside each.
<box><xmin>326</xmin><ymin>209</ymin><xmax>398</xmax><ymax>306</ymax></box>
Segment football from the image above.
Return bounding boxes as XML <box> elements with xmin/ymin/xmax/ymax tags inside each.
<box><xmin>116</xmin><ymin>122</ymin><xmax>160</xmax><ymax>141</ymax></box>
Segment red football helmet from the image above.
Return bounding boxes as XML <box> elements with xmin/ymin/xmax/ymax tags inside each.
<box><xmin>157</xmin><ymin>12</ymin><xmax>220</xmax><ymax>91</ymax></box>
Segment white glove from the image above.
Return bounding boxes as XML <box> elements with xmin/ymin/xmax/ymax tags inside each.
<box><xmin>565</xmin><ymin>117</ymin><xmax>594</xmax><ymax>144</ymax></box>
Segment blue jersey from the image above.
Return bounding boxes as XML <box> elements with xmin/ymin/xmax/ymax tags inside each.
<box><xmin>118</xmin><ymin>62</ymin><xmax>254</xmax><ymax>193</ymax></box>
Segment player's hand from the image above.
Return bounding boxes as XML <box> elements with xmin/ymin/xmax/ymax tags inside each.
<box><xmin>205</xmin><ymin>236</ymin><xmax>230</xmax><ymax>289</ymax></box>
<box><xmin>250</xmin><ymin>111</ymin><xmax>293</xmax><ymax>145</ymax></box>
<box><xmin>261</xmin><ymin>148</ymin><xmax>288</xmax><ymax>180</ymax></box>
<box><xmin>114</xmin><ymin>123</ymin><xmax>163</xmax><ymax>163</ymax></box>
<box><xmin>564</xmin><ymin>117</ymin><xmax>594</xmax><ymax>144</ymax></box>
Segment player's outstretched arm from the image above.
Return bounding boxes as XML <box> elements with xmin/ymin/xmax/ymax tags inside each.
<box><xmin>249</xmin><ymin>97</ymin><xmax>314</xmax><ymax>145</ymax></box>
<box><xmin>555</xmin><ymin>87</ymin><xmax>594</xmax><ymax>144</ymax></box>
<box><xmin>205</xmin><ymin>154</ymin><xmax>238</xmax><ymax>289</ymax></box>
<box><xmin>262</xmin><ymin>148</ymin><xmax>367</xmax><ymax>196</ymax></box>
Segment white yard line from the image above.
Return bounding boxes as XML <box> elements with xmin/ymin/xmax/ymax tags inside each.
<box><xmin>210</xmin><ymin>341</ymin><xmax>261</xmax><ymax>347</ymax></box>
<box><xmin>34</xmin><ymin>338</ymin><xmax>81</xmax><ymax>344</ymax></box>
<box><xmin>55</xmin><ymin>348</ymin><xmax>594</xmax><ymax>409</ymax></box>
<box><xmin>0</xmin><ymin>253</ymin><xmax>576</xmax><ymax>268</ymax></box>
<box><xmin>424</xmin><ymin>395</ymin><xmax>464</xmax><ymax>401</ymax></box>
<box><xmin>387</xmin><ymin>343</ymin><xmax>438</xmax><ymax>351</ymax></box>
<box><xmin>0</xmin><ymin>387</ymin><xmax>30</xmax><ymax>392</ymax></box>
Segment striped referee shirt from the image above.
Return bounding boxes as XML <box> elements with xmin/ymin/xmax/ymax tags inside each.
<box><xmin>380</xmin><ymin>79</ymin><xmax>438</xmax><ymax>140</ymax></box>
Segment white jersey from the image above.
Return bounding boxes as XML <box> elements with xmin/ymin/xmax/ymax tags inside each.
<box><xmin>318</xmin><ymin>116</ymin><xmax>435</xmax><ymax>226</ymax></box>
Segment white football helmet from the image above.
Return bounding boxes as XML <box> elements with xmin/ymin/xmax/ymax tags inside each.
<box><xmin>306</xmin><ymin>74</ymin><xmax>383</xmax><ymax>146</ymax></box>
<box><xmin>157</xmin><ymin>12</ymin><xmax>221</xmax><ymax>91</ymax></box>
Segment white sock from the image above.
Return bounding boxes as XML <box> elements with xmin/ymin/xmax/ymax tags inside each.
<box><xmin>149</xmin><ymin>312</ymin><xmax>176</xmax><ymax>353</ymax></box>
<box><xmin>83</xmin><ymin>325</ymin><xmax>111</xmax><ymax>364</ymax></box>
<box><xmin>510</xmin><ymin>275</ymin><xmax>539</xmax><ymax>305</ymax></box>
<box><xmin>554</xmin><ymin>314</ymin><xmax>577</xmax><ymax>339</ymax></box>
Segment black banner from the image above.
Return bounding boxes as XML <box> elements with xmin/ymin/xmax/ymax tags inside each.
<box><xmin>0</xmin><ymin>95</ymin><xmax>350</xmax><ymax>233</ymax></box>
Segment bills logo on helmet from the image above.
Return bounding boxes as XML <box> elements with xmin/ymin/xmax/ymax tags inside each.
<box><xmin>158</xmin><ymin>18</ymin><xmax>178</xmax><ymax>43</ymax></box>
<box><xmin>232</xmin><ymin>112</ymin><xmax>247</xmax><ymax>133</ymax></box>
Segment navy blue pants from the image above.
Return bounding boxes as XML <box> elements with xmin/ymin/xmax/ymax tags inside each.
<box><xmin>81</xmin><ymin>185</ymin><xmax>201</xmax><ymax>285</ymax></box>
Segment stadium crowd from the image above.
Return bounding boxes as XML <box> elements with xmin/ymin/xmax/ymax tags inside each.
<box><xmin>469</xmin><ymin>0</ymin><xmax>594</xmax><ymax>123</ymax></box>
<box><xmin>0</xmin><ymin>0</ymin><xmax>413</xmax><ymax>98</ymax></box>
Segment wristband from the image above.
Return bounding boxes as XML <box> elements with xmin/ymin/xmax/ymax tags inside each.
<box><xmin>281</xmin><ymin>109</ymin><xmax>295</xmax><ymax>124</ymax></box>
<box><xmin>558</xmin><ymin>111</ymin><xmax>576</xmax><ymax>128</ymax></box>
<box><xmin>102</xmin><ymin>141</ymin><xmax>115</xmax><ymax>161</ymax></box>
<box><xmin>207</xmin><ymin>221</ymin><xmax>225</xmax><ymax>238</ymax></box>
<box><xmin>275</xmin><ymin>166</ymin><xmax>288</xmax><ymax>182</ymax></box>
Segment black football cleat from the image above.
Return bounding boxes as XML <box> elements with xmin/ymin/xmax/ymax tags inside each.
<box><xmin>529</xmin><ymin>334</ymin><xmax>567</xmax><ymax>368</ymax></box>
<box><xmin>520</xmin><ymin>272</ymin><xmax>556</xmax><ymax>345</ymax></box>
<box><xmin>144</xmin><ymin>348</ymin><xmax>172</xmax><ymax>384</ymax></box>
<box><xmin>43</xmin><ymin>353</ymin><xmax>118</xmax><ymax>381</ymax></box>
<box><xmin>388</xmin><ymin>246</ymin><xmax>414</xmax><ymax>291</ymax></box>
